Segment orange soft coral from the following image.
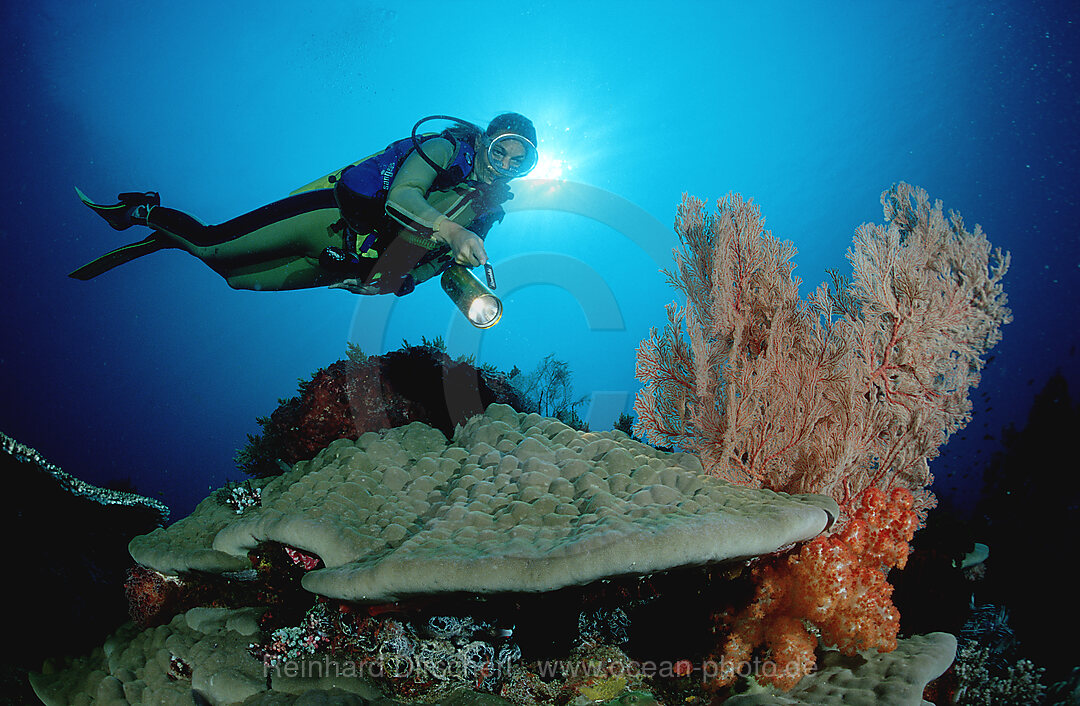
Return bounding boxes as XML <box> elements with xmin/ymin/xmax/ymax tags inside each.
<box><xmin>709</xmin><ymin>486</ymin><xmax>917</xmax><ymax>691</ymax></box>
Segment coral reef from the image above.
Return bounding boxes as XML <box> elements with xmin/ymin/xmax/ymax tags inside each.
<box><xmin>31</xmin><ymin>607</ymin><xmax>280</xmax><ymax>706</ymax></box>
<box><xmin>724</xmin><ymin>632</ymin><xmax>957</xmax><ymax>705</ymax></box>
<box><xmin>555</xmin><ymin>643</ymin><xmax>649</xmax><ymax>704</ymax></box>
<box><xmin>959</xmin><ymin>602</ymin><xmax>1018</xmax><ymax>671</ymax></box>
<box><xmin>253</xmin><ymin>602</ymin><xmax>525</xmax><ymax>702</ymax></box>
<box><xmin>633</xmin><ymin>184</ymin><xmax>1011</xmax><ymax>519</ymax></box>
<box><xmin>32</xmin><ymin>602</ymin><xmax>954</xmax><ymax>705</ymax></box>
<box><xmin>29</xmin><ymin>408</ymin><xmax>956</xmax><ymax>703</ymax></box>
<box><xmin>237</xmin><ymin>344</ymin><xmax>528</xmax><ymax>478</ymax></box>
<box><xmin>933</xmin><ymin>600</ymin><xmax>1051</xmax><ymax>705</ymax></box>
<box><xmin>116</xmin><ymin>540</ymin><xmax>329</xmax><ymax>641</ymax></box>
<box><xmin>710</xmin><ymin>486</ymin><xmax>918</xmax><ymax>691</ymax></box>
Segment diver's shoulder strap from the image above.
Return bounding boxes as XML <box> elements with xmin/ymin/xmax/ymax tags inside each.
<box><xmin>430</xmin><ymin>131</ymin><xmax>476</xmax><ymax>191</ymax></box>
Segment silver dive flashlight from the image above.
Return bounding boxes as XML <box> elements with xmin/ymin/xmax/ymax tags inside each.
<box><xmin>441</xmin><ymin>263</ymin><xmax>503</xmax><ymax>329</ymax></box>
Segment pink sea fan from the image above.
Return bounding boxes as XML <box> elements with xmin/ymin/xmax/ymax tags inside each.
<box><xmin>634</xmin><ymin>184</ymin><xmax>1011</xmax><ymax>519</ymax></box>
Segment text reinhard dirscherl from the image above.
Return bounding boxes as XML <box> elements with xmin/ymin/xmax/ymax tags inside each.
<box><xmin>264</xmin><ymin>653</ymin><xmax>804</xmax><ymax>684</ymax></box>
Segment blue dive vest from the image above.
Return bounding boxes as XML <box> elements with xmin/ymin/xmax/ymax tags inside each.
<box><xmin>337</xmin><ymin>131</ymin><xmax>476</xmax><ymax>217</ymax></box>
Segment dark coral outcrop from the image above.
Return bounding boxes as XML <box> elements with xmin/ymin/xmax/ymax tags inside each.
<box><xmin>237</xmin><ymin>344</ymin><xmax>528</xmax><ymax>477</ymax></box>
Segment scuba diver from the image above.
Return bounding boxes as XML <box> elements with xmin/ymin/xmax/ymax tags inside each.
<box><xmin>70</xmin><ymin>113</ymin><xmax>538</xmax><ymax>327</ymax></box>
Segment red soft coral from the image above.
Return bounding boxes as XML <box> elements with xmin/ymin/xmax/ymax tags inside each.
<box><xmin>710</xmin><ymin>486</ymin><xmax>916</xmax><ymax>691</ymax></box>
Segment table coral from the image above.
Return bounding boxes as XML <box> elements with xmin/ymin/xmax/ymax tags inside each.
<box><xmin>132</xmin><ymin>404</ymin><xmax>837</xmax><ymax>603</ymax></box>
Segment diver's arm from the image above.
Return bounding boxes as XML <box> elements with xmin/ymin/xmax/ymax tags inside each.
<box><xmin>385</xmin><ymin>138</ymin><xmax>487</xmax><ymax>266</ymax></box>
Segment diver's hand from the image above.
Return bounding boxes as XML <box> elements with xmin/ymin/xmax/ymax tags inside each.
<box><xmin>328</xmin><ymin>278</ymin><xmax>380</xmax><ymax>295</ymax></box>
<box><xmin>438</xmin><ymin>221</ymin><xmax>488</xmax><ymax>267</ymax></box>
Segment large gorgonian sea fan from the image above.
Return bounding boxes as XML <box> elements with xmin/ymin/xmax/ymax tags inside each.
<box><xmin>633</xmin><ymin>183</ymin><xmax>1011</xmax><ymax>520</ymax></box>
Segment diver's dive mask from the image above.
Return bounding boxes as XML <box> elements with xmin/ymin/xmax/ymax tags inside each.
<box><xmin>484</xmin><ymin>133</ymin><xmax>538</xmax><ymax>179</ymax></box>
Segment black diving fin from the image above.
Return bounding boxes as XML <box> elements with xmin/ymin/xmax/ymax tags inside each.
<box><xmin>75</xmin><ymin>186</ymin><xmax>159</xmax><ymax>231</ymax></box>
<box><xmin>71</xmin><ymin>186</ymin><xmax>169</xmax><ymax>279</ymax></box>
<box><xmin>68</xmin><ymin>233</ymin><xmax>167</xmax><ymax>280</ymax></box>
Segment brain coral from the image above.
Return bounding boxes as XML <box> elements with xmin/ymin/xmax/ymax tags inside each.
<box><xmin>130</xmin><ymin>404</ymin><xmax>838</xmax><ymax>602</ymax></box>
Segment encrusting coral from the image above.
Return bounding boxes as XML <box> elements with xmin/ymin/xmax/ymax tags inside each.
<box><xmin>633</xmin><ymin>184</ymin><xmax>1011</xmax><ymax>521</ymax></box>
<box><xmin>31</xmin><ymin>603</ymin><xmax>957</xmax><ymax>705</ymax></box>
<box><xmin>723</xmin><ymin>632</ymin><xmax>958</xmax><ymax>705</ymax></box>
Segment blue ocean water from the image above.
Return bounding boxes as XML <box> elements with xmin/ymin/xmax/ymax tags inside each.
<box><xmin>2</xmin><ymin>0</ymin><xmax>1076</xmax><ymax>534</ymax></box>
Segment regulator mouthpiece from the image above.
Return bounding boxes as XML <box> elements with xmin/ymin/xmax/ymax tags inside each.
<box><xmin>441</xmin><ymin>264</ymin><xmax>503</xmax><ymax>328</ymax></box>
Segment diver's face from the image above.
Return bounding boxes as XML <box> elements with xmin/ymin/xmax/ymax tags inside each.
<box><xmin>479</xmin><ymin>134</ymin><xmax>531</xmax><ymax>181</ymax></box>
<box><xmin>489</xmin><ymin>137</ymin><xmax>528</xmax><ymax>175</ymax></box>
